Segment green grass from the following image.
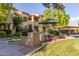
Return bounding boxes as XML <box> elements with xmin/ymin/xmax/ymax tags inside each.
<box><xmin>32</xmin><ymin>39</ymin><xmax>79</xmax><ymax>56</ymax></box>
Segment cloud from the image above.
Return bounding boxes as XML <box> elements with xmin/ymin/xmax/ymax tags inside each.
<box><xmin>69</xmin><ymin>17</ymin><xmax>79</xmax><ymax>26</ymax></box>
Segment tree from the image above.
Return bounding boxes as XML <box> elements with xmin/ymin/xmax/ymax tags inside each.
<box><xmin>0</xmin><ymin>3</ymin><xmax>13</xmax><ymax>22</ymax></box>
<box><xmin>51</xmin><ymin>3</ymin><xmax>65</xmax><ymax>10</ymax></box>
<box><xmin>77</xmin><ymin>22</ymin><xmax>79</xmax><ymax>25</ymax></box>
<box><xmin>0</xmin><ymin>12</ymin><xmax>7</xmax><ymax>22</ymax></box>
<box><xmin>42</xmin><ymin>3</ymin><xmax>65</xmax><ymax>10</ymax></box>
<box><xmin>42</xmin><ymin>3</ymin><xmax>70</xmax><ymax>26</ymax></box>
<box><xmin>13</xmin><ymin>14</ymin><xmax>23</xmax><ymax>26</ymax></box>
<box><xmin>64</xmin><ymin>14</ymin><xmax>70</xmax><ymax>26</ymax></box>
<box><xmin>52</xmin><ymin>9</ymin><xmax>70</xmax><ymax>26</ymax></box>
<box><xmin>43</xmin><ymin>7</ymin><xmax>53</xmax><ymax>20</ymax></box>
<box><xmin>52</xmin><ymin>3</ymin><xmax>65</xmax><ymax>26</ymax></box>
<box><xmin>13</xmin><ymin>14</ymin><xmax>23</xmax><ymax>32</ymax></box>
<box><xmin>0</xmin><ymin>3</ymin><xmax>13</xmax><ymax>13</ymax></box>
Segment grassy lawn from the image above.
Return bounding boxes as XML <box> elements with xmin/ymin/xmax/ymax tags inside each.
<box><xmin>32</xmin><ymin>39</ymin><xmax>79</xmax><ymax>56</ymax></box>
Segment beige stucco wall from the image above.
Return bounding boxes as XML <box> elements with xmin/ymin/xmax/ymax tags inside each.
<box><xmin>20</xmin><ymin>32</ymin><xmax>45</xmax><ymax>47</ymax></box>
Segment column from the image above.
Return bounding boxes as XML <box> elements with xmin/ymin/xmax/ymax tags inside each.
<box><xmin>31</xmin><ymin>16</ymin><xmax>34</xmax><ymax>21</ymax></box>
<box><xmin>26</xmin><ymin>17</ymin><xmax>29</xmax><ymax>28</ymax></box>
<box><xmin>10</xmin><ymin>23</ymin><xmax>13</xmax><ymax>30</ymax></box>
<box><xmin>31</xmin><ymin>16</ymin><xmax>34</xmax><ymax>31</ymax></box>
<box><xmin>68</xmin><ymin>27</ymin><xmax>71</xmax><ymax>36</ymax></box>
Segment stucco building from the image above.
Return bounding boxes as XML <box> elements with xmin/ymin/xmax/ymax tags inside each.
<box><xmin>0</xmin><ymin>7</ymin><xmax>41</xmax><ymax>33</ymax></box>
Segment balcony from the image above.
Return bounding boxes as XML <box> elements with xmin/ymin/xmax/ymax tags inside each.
<box><xmin>25</xmin><ymin>20</ymin><xmax>39</xmax><ymax>25</ymax></box>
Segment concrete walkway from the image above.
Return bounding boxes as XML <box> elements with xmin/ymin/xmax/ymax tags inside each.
<box><xmin>0</xmin><ymin>38</ymin><xmax>37</xmax><ymax>56</ymax></box>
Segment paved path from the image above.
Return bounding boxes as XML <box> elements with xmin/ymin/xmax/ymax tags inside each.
<box><xmin>0</xmin><ymin>38</ymin><xmax>36</xmax><ymax>56</ymax></box>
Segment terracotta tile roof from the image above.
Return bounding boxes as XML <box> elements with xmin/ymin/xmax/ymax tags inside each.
<box><xmin>12</xmin><ymin>7</ymin><xmax>42</xmax><ymax>18</ymax></box>
<box><xmin>12</xmin><ymin>7</ymin><xmax>30</xmax><ymax>16</ymax></box>
<box><xmin>22</xmin><ymin>11</ymin><xmax>29</xmax><ymax>15</ymax></box>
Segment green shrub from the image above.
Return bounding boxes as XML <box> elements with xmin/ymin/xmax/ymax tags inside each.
<box><xmin>70</xmin><ymin>30</ymin><xmax>75</xmax><ymax>34</ymax></box>
<box><xmin>60</xmin><ymin>29</ymin><xmax>74</xmax><ymax>34</ymax></box>
<box><xmin>59</xmin><ymin>30</ymin><xmax>68</xmax><ymax>34</ymax></box>
<box><xmin>5</xmin><ymin>29</ymin><xmax>12</xmax><ymax>35</ymax></box>
<box><xmin>0</xmin><ymin>31</ymin><xmax>6</xmax><ymax>37</ymax></box>
<box><xmin>49</xmin><ymin>29</ymin><xmax>60</xmax><ymax>35</ymax></box>
<box><xmin>13</xmin><ymin>32</ymin><xmax>20</xmax><ymax>36</ymax></box>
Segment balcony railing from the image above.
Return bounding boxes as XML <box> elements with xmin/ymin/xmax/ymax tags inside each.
<box><xmin>25</xmin><ymin>20</ymin><xmax>39</xmax><ymax>25</ymax></box>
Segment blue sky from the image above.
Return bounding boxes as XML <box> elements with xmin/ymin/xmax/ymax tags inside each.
<box><xmin>13</xmin><ymin>3</ymin><xmax>79</xmax><ymax>26</ymax></box>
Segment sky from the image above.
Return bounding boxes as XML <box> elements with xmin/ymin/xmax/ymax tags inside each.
<box><xmin>13</xmin><ymin>3</ymin><xmax>79</xmax><ymax>26</ymax></box>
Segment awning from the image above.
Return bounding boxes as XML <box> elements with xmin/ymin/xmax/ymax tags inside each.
<box><xmin>39</xmin><ymin>18</ymin><xmax>59</xmax><ymax>24</ymax></box>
